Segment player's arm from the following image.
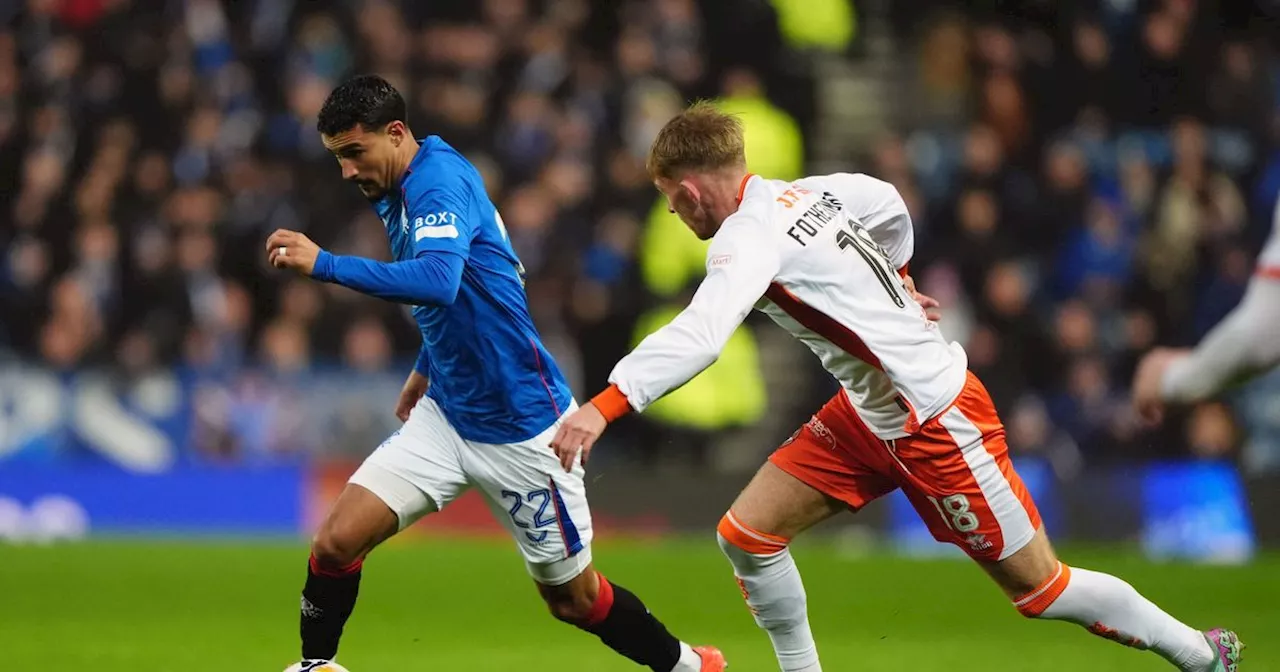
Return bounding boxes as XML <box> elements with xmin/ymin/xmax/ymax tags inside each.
<box><xmin>1159</xmin><ymin>277</ymin><xmax>1280</xmax><ymax>403</ymax></box>
<box><xmin>395</xmin><ymin>344</ymin><xmax>432</xmax><ymax>422</ymax></box>
<box><xmin>550</xmin><ymin>221</ymin><xmax>780</xmax><ymax>470</ymax></box>
<box><xmin>394</xmin><ymin>307</ymin><xmax>435</xmax><ymax>423</ymax></box>
<box><xmin>599</xmin><ymin>223</ymin><xmax>779</xmax><ymax>416</ymax></box>
<box><xmin>268</xmin><ymin>177</ymin><xmax>473</xmax><ymax>306</ymax></box>
<box><xmin>1135</xmin><ymin>196</ymin><xmax>1280</xmax><ymax>423</ymax></box>
<box><xmin>410</xmin><ymin>308</ymin><xmax>433</xmax><ymax>380</ymax></box>
<box><xmin>310</xmin><ymin>250</ymin><xmax>464</xmax><ymax>306</ymax></box>
<box><xmin>1156</xmin><ymin>198</ymin><xmax>1280</xmax><ymax>402</ymax></box>
<box><xmin>413</xmin><ymin>344</ymin><xmax>431</xmax><ymax>378</ymax></box>
<box><xmin>316</xmin><ymin>178</ymin><xmax>476</xmax><ymax>305</ymax></box>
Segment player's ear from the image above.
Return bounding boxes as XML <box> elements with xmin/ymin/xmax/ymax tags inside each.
<box><xmin>679</xmin><ymin>179</ymin><xmax>701</xmax><ymax>204</ymax></box>
<box><xmin>386</xmin><ymin>121</ymin><xmax>405</xmax><ymax>146</ymax></box>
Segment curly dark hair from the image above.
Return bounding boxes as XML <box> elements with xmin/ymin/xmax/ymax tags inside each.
<box><xmin>317</xmin><ymin>74</ymin><xmax>407</xmax><ymax>136</ymax></box>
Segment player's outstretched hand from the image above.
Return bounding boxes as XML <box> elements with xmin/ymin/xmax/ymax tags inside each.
<box><xmin>904</xmin><ymin>275</ymin><xmax>942</xmax><ymax>322</ymax></box>
<box><xmin>266</xmin><ymin>229</ymin><xmax>321</xmax><ymax>276</ymax></box>
<box><xmin>1132</xmin><ymin>347</ymin><xmax>1187</xmax><ymax>426</ymax></box>
<box><xmin>395</xmin><ymin>370</ymin><xmax>430</xmax><ymax>422</ymax></box>
<box><xmin>550</xmin><ymin>403</ymin><xmax>608</xmax><ymax>472</ymax></box>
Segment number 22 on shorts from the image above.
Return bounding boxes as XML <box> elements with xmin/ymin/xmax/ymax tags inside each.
<box><xmin>927</xmin><ymin>494</ymin><xmax>979</xmax><ymax>533</ymax></box>
<box><xmin>502</xmin><ymin>489</ymin><xmax>556</xmax><ymax>544</ymax></box>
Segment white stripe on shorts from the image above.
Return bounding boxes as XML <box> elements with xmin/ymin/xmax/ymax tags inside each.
<box><xmin>938</xmin><ymin>408</ymin><xmax>1036</xmax><ymax>560</ymax></box>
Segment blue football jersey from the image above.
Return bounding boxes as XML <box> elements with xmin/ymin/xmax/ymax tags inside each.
<box><xmin>373</xmin><ymin>136</ymin><xmax>573</xmax><ymax>443</ymax></box>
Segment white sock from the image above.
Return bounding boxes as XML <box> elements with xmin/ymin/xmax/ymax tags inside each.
<box><xmin>717</xmin><ymin>513</ymin><xmax>822</xmax><ymax>672</ymax></box>
<box><xmin>671</xmin><ymin>642</ymin><xmax>703</xmax><ymax>671</ymax></box>
<box><xmin>1022</xmin><ymin>563</ymin><xmax>1214</xmax><ymax>672</ymax></box>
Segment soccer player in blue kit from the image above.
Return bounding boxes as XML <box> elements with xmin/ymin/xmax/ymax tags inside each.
<box><xmin>268</xmin><ymin>75</ymin><xmax>725</xmax><ymax>672</ymax></box>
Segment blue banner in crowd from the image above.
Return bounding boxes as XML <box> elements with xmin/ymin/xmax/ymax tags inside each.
<box><xmin>0</xmin><ymin>463</ymin><xmax>305</xmax><ymax>538</ymax></box>
<box><xmin>1141</xmin><ymin>461</ymin><xmax>1256</xmax><ymax>564</ymax></box>
<box><xmin>0</xmin><ymin>364</ymin><xmax>402</xmax><ymax>540</ymax></box>
<box><xmin>0</xmin><ymin>364</ymin><xmax>405</xmax><ymax>468</ymax></box>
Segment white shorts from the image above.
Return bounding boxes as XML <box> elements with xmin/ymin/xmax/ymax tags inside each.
<box><xmin>349</xmin><ymin>396</ymin><xmax>594</xmax><ymax>586</ymax></box>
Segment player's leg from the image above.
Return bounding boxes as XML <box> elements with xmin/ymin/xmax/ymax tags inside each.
<box><xmin>300</xmin><ymin>483</ymin><xmax>401</xmax><ymax>662</ymax></box>
<box><xmin>296</xmin><ymin>397</ymin><xmax>469</xmax><ymax>664</ymax></box>
<box><xmin>900</xmin><ymin>374</ymin><xmax>1241</xmax><ymax>672</ymax></box>
<box><xmin>717</xmin><ymin>463</ymin><xmax>841</xmax><ymax>672</ymax></box>
<box><xmin>467</xmin><ymin>414</ymin><xmax>722</xmax><ymax>672</ymax></box>
<box><xmin>717</xmin><ymin>395</ymin><xmax>898</xmax><ymax>672</ymax></box>
<box><xmin>980</xmin><ymin>528</ymin><xmax>1234</xmax><ymax>672</ymax></box>
<box><xmin>535</xmin><ymin>561</ymin><xmax>719</xmax><ymax>672</ymax></box>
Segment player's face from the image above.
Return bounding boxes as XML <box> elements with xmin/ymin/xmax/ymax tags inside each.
<box><xmin>655</xmin><ymin>177</ymin><xmax>713</xmax><ymax>240</ymax></box>
<box><xmin>321</xmin><ymin>122</ymin><xmax>404</xmax><ymax>199</ymax></box>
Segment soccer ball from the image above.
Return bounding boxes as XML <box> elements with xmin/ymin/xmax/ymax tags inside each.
<box><xmin>283</xmin><ymin>662</ymin><xmax>352</xmax><ymax>672</ymax></box>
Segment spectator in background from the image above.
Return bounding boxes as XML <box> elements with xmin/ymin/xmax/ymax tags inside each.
<box><xmin>1055</xmin><ymin>198</ymin><xmax>1136</xmax><ymax>304</ymax></box>
<box><xmin>1209</xmin><ymin>40</ymin><xmax>1273</xmax><ymax>139</ymax></box>
<box><xmin>1144</xmin><ymin>117</ymin><xmax>1246</xmax><ymax>337</ymax></box>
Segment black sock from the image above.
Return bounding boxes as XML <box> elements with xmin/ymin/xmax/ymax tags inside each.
<box><xmin>300</xmin><ymin>554</ymin><xmax>363</xmax><ymax>661</ymax></box>
<box><xmin>583</xmin><ymin>574</ymin><xmax>682</xmax><ymax>672</ymax></box>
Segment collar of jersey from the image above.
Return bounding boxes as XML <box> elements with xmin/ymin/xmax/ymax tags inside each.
<box><xmin>736</xmin><ymin>173</ymin><xmax>756</xmax><ymax>204</ymax></box>
<box><xmin>404</xmin><ymin>135</ymin><xmax>437</xmax><ymax>178</ymax></box>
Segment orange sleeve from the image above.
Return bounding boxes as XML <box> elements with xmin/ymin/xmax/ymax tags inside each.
<box><xmin>590</xmin><ymin>384</ymin><xmax>633</xmax><ymax>423</ymax></box>
<box><xmin>897</xmin><ymin>264</ymin><xmax>909</xmax><ymax>279</ymax></box>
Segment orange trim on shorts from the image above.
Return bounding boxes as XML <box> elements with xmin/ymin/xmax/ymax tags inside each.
<box><xmin>590</xmin><ymin>384</ymin><xmax>632</xmax><ymax>423</ymax></box>
<box><xmin>1258</xmin><ymin>265</ymin><xmax>1280</xmax><ymax>280</ymax></box>
<box><xmin>717</xmin><ymin>511</ymin><xmax>789</xmax><ymax>555</ymax></box>
<box><xmin>1014</xmin><ymin>562</ymin><xmax>1072</xmax><ymax>617</ymax></box>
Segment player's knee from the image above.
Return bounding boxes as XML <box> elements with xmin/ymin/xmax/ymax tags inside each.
<box><xmin>541</xmin><ymin>586</ymin><xmax>597</xmax><ymax>624</ymax></box>
<box><xmin>537</xmin><ymin>568</ymin><xmax>601</xmax><ymax>625</ymax></box>
<box><xmin>1012</xmin><ymin>561</ymin><xmax>1073</xmax><ymax>619</ymax></box>
<box><xmin>715</xmin><ymin>529</ymin><xmax>747</xmax><ymax>565</ymax></box>
<box><xmin>310</xmin><ymin>527</ymin><xmax>365</xmax><ymax>572</ymax></box>
<box><xmin>310</xmin><ymin>484</ymin><xmax>398</xmax><ymax>572</ymax></box>
<box><xmin>716</xmin><ymin>512</ymin><xmax>789</xmax><ymax>562</ymax></box>
<box><xmin>987</xmin><ymin>527</ymin><xmax>1061</xmax><ymax>610</ymax></box>
<box><xmin>716</xmin><ymin>528</ymin><xmax>732</xmax><ymax>553</ymax></box>
<box><xmin>545</xmin><ymin>592</ymin><xmax>596</xmax><ymax>624</ymax></box>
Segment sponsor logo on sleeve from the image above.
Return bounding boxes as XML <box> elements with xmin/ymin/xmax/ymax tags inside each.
<box><xmin>414</xmin><ymin>211</ymin><xmax>460</xmax><ymax>241</ymax></box>
<box><xmin>708</xmin><ymin>254</ymin><xmax>733</xmax><ymax>268</ymax></box>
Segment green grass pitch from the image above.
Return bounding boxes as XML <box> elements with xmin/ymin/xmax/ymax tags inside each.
<box><xmin>3</xmin><ymin>537</ymin><xmax>1274</xmax><ymax>671</ymax></box>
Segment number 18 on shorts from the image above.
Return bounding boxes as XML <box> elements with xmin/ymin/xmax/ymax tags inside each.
<box><xmin>771</xmin><ymin>373</ymin><xmax>1041</xmax><ymax>561</ymax></box>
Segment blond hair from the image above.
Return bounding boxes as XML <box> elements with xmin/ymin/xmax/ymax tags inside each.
<box><xmin>646</xmin><ymin>101</ymin><xmax>746</xmax><ymax>181</ymax></box>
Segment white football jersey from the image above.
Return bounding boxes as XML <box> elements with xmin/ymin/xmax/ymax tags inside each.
<box><xmin>609</xmin><ymin>173</ymin><xmax>968</xmax><ymax>440</ymax></box>
<box><xmin>1259</xmin><ymin>197</ymin><xmax>1280</xmax><ymax>276</ymax></box>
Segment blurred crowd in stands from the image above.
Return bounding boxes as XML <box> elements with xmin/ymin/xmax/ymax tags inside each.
<box><xmin>2</xmin><ymin>0</ymin><xmax>1279</xmax><ymax>474</ymax></box>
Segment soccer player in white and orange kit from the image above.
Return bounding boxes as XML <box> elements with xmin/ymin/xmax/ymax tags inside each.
<box><xmin>1133</xmin><ymin>195</ymin><xmax>1280</xmax><ymax>423</ymax></box>
<box><xmin>551</xmin><ymin>103</ymin><xmax>1244</xmax><ymax>672</ymax></box>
